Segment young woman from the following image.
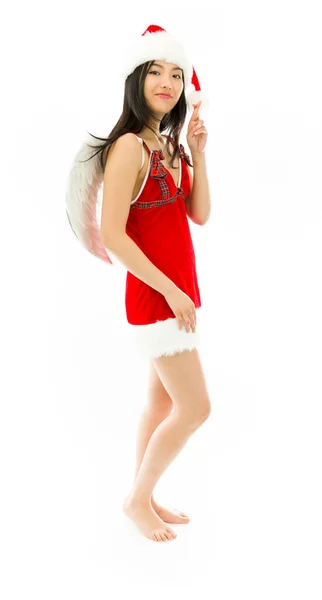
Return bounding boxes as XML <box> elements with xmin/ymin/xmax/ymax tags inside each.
<box><xmin>78</xmin><ymin>26</ymin><xmax>212</xmax><ymax>542</ymax></box>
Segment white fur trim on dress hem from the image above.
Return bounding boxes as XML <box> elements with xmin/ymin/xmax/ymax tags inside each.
<box><xmin>128</xmin><ymin>307</ymin><xmax>202</xmax><ymax>360</ymax></box>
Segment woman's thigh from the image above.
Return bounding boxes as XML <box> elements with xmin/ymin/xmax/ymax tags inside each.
<box><xmin>152</xmin><ymin>348</ymin><xmax>211</xmax><ymax>421</ymax></box>
<box><xmin>147</xmin><ymin>361</ymin><xmax>174</xmax><ymax>412</ymax></box>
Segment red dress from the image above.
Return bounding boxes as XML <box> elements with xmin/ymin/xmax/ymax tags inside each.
<box><xmin>125</xmin><ymin>134</ymin><xmax>202</xmax><ymax>359</ymax></box>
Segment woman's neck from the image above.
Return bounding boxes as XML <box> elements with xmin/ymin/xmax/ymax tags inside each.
<box><xmin>140</xmin><ymin>127</ymin><xmax>165</xmax><ymax>145</ymax></box>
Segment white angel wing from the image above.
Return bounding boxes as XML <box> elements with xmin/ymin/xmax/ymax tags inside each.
<box><xmin>65</xmin><ymin>133</ymin><xmax>113</xmax><ymax>264</ymax></box>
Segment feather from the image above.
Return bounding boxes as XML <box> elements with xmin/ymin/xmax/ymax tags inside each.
<box><xmin>65</xmin><ymin>132</ymin><xmax>113</xmax><ymax>264</ymax></box>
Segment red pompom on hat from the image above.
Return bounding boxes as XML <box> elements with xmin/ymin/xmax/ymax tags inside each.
<box><xmin>122</xmin><ymin>24</ymin><xmax>208</xmax><ymax>112</ymax></box>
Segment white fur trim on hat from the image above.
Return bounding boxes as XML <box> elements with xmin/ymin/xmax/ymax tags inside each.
<box><xmin>122</xmin><ymin>30</ymin><xmax>193</xmax><ymax>85</ymax></box>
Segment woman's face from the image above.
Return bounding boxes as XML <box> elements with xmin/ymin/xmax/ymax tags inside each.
<box><xmin>143</xmin><ymin>60</ymin><xmax>184</xmax><ymax>115</ymax></box>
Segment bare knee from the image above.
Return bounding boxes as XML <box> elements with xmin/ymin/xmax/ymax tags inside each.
<box><xmin>176</xmin><ymin>396</ymin><xmax>211</xmax><ymax>429</ymax></box>
<box><xmin>199</xmin><ymin>398</ymin><xmax>212</xmax><ymax>421</ymax></box>
<box><xmin>152</xmin><ymin>348</ymin><xmax>211</xmax><ymax>426</ymax></box>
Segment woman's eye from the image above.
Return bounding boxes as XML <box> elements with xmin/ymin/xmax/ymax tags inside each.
<box><xmin>149</xmin><ymin>70</ymin><xmax>181</xmax><ymax>79</ymax></box>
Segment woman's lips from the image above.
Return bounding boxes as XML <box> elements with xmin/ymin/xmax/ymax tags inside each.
<box><xmin>157</xmin><ymin>94</ymin><xmax>172</xmax><ymax>99</ymax></box>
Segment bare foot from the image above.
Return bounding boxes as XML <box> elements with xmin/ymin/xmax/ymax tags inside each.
<box><xmin>151</xmin><ymin>498</ymin><xmax>190</xmax><ymax>524</ymax></box>
<box><xmin>123</xmin><ymin>493</ymin><xmax>177</xmax><ymax>542</ymax></box>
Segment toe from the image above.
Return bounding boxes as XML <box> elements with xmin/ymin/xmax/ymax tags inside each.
<box><xmin>175</xmin><ymin>509</ymin><xmax>190</xmax><ymax>520</ymax></box>
<box><xmin>167</xmin><ymin>528</ymin><xmax>176</xmax><ymax>538</ymax></box>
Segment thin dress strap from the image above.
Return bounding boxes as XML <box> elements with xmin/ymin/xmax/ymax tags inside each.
<box><xmin>132</xmin><ymin>134</ymin><xmax>145</xmax><ymax>170</ymax></box>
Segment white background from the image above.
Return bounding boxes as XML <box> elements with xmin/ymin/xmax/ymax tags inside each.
<box><xmin>1</xmin><ymin>1</ymin><xmax>321</xmax><ymax>598</ymax></box>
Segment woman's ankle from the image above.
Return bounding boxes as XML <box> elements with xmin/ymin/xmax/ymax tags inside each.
<box><xmin>126</xmin><ymin>490</ymin><xmax>152</xmax><ymax>507</ymax></box>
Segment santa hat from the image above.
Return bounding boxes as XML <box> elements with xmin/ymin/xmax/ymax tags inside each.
<box><xmin>122</xmin><ymin>24</ymin><xmax>208</xmax><ymax>112</ymax></box>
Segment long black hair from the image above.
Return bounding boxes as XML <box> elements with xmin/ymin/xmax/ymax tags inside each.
<box><xmin>79</xmin><ymin>59</ymin><xmax>193</xmax><ymax>171</ymax></box>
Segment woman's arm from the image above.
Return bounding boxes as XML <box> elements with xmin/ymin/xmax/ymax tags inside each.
<box><xmin>186</xmin><ymin>154</ymin><xmax>211</xmax><ymax>225</ymax></box>
<box><xmin>101</xmin><ymin>133</ymin><xmax>176</xmax><ymax>297</ymax></box>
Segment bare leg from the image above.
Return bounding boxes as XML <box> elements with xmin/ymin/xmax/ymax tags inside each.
<box><xmin>122</xmin><ymin>371</ymin><xmax>177</xmax><ymax>542</ymax></box>
<box><xmin>128</xmin><ymin>349</ymin><xmax>211</xmax><ymax>503</ymax></box>
<box><xmin>129</xmin><ymin>409</ymin><xmax>206</xmax><ymax>503</ymax></box>
<box><xmin>133</xmin><ymin>402</ymin><xmax>172</xmax><ymax>485</ymax></box>
<box><xmin>133</xmin><ymin>399</ymin><xmax>190</xmax><ymax>524</ymax></box>
<box><xmin>132</xmin><ymin>357</ymin><xmax>193</xmax><ymax>522</ymax></box>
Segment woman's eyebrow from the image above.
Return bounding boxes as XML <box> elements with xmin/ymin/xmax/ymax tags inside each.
<box><xmin>151</xmin><ymin>62</ymin><xmax>183</xmax><ymax>72</ymax></box>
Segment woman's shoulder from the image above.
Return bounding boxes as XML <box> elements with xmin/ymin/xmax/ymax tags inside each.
<box><xmin>104</xmin><ymin>133</ymin><xmax>143</xmax><ymax>172</ymax></box>
<box><xmin>115</xmin><ymin>132</ymin><xmax>142</xmax><ymax>146</ymax></box>
<box><xmin>107</xmin><ymin>132</ymin><xmax>142</xmax><ymax>157</ymax></box>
